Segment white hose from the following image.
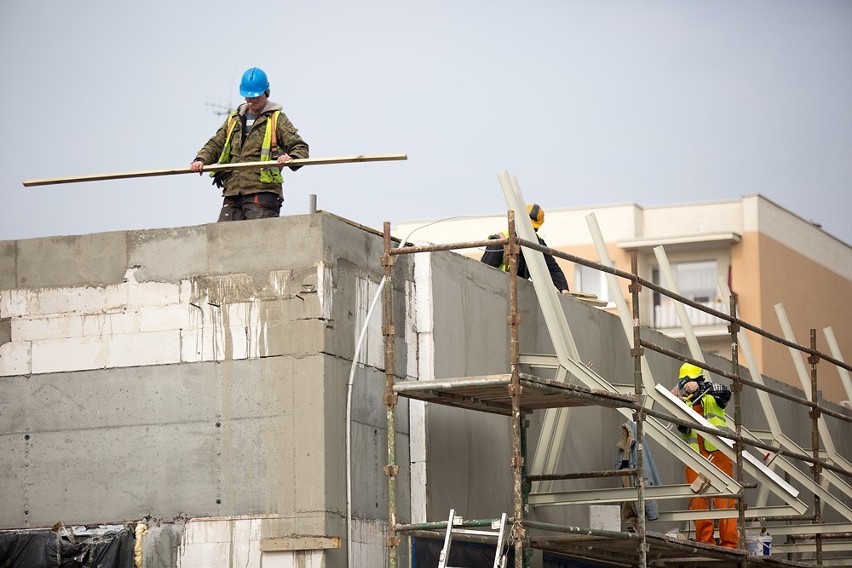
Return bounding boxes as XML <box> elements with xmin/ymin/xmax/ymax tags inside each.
<box><xmin>345</xmin><ymin>217</ymin><xmax>478</xmax><ymax>567</ymax></box>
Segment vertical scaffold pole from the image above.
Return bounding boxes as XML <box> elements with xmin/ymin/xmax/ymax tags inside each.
<box><xmin>809</xmin><ymin>329</ymin><xmax>823</xmax><ymax>566</ymax></box>
<box><xmin>382</xmin><ymin>222</ymin><xmax>401</xmax><ymax>567</ymax></box>
<box><xmin>505</xmin><ymin>211</ymin><xmax>527</xmax><ymax>568</ymax></box>
<box><xmin>629</xmin><ymin>252</ymin><xmax>648</xmax><ymax>568</ymax></box>
<box><xmin>728</xmin><ymin>294</ymin><xmax>746</xmax><ymax>552</ymax></box>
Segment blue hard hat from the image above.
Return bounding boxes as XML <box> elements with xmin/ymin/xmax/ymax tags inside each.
<box><xmin>240</xmin><ymin>67</ymin><xmax>270</xmax><ymax>97</ymax></box>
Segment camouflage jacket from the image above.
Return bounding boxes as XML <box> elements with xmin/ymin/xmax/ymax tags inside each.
<box><xmin>195</xmin><ymin>100</ymin><xmax>309</xmax><ymax>197</ymax></box>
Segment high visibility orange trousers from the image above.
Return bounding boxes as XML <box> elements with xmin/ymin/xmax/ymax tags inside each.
<box><xmin>684</xmin><ymin>443</ymin><xmax>738</xmax><ymax>549</ymax></box>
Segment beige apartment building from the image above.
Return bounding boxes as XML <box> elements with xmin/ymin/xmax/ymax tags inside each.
<box><xmin>395</xmin><ymin>194</ymin><xmax>852</xmax><ymax>403</ymax></box>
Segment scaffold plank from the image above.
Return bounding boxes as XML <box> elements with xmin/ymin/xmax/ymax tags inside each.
<box><xmin>392</xmin><ymin>373</ymin><xmax>638</xmax><ymax>416</ymax></box>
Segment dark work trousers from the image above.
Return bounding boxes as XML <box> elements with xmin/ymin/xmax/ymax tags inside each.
<box><xmin>217</xmin><ymin>192</ymin><xmax>283</xmax><ymax>222</ymax></box>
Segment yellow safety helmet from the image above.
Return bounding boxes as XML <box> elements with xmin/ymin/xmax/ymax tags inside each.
<box><xmin>527</xmin><ymin>204</ymin><xmax>545</xmax><ymax>229</ymax></box>
<box><xmin>678</xmin><ymin>363</ymin><xmax>705</xmax><ymax>380</ymax></box>
<box><xmin>677</xmin><ymin>362</ymin><xmax>706</xmax><ymax>391</ymax></box>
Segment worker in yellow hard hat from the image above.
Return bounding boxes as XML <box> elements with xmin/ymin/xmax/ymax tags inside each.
<box><xmin>671</xmin><ymin>362</ymin><xmax>737</xmax><ymax>548</ymax></box>
<box><xmin>480</xmin><ymin>204</ymin><xmax>570</xmax><ymax>294</ymax></box>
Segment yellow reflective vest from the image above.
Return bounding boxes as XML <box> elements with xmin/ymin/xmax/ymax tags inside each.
<box><xmin>680</xmin><ymin>393</ymin><xmax>727</xmax><ymax>452</ymax></box>
<box><xmin>214</xmin><ymin>111</ymin><xmax>283</xmax><ymax>183</ymax></box>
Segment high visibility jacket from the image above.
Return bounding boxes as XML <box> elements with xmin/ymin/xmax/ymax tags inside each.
<box><xmin>195</xmin><ymin>100</ymin><xmax>309</xmax><ymax>197</ymax></box>
<box><xmin>480</xmin><ymin>230</ymin><xmax>570</xmax><ymax>292</ymax></box>
<box><xmin>496</xmin><ymin>231</ymin><xmax>510</xmax><ymax>271</ymax></box>
<box><xmin>680</xmin><ymin>393</ymin><xmax>727</xmax><ymax>452</ymax></box>
<box><xmin>215</xmin><ymin>111</ymin><xmax>283</xmax><ymax>183</ymax></box>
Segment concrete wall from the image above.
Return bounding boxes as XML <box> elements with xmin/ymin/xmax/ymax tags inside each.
<box><xmin>0</xmin><ymin>213</ymin><xmax>412</xmax><ymax>567</ymax></box>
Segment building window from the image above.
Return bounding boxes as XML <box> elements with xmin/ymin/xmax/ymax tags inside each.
<box><xmin>652</xmin><ymin>261</ymin><xmax>725</xmax><ymax>328</ymax></box>
<box><xmin>575</xmin><ymin>264</ymin><xmax>612</xmax><ymax>304</ymax></box>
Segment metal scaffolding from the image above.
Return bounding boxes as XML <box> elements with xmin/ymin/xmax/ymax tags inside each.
<box><xmin>378</xmin><ymin>193</ymin><xmax>852</xmax><ymax>567</ymax></box>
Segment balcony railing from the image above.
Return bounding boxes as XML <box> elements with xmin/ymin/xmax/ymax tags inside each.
<box><xmin>654</xmin><ymin>301</ymin><xmax>727</xmax><ymax>329</ymax></box>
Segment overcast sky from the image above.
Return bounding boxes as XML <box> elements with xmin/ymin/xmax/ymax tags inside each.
<box><xmin>1</xmin><ymin>1</ymin><xmax>850</xmax><ymax>245</ymax></box>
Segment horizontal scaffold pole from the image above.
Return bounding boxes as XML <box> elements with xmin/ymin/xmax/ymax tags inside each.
<box><xmin>22</xmin><ymin>153</ymin><xmax>408</xmax><ymax>188</ymax></box>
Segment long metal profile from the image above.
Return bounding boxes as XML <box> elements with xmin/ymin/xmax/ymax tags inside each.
<box><xmin>530</xmin><ymin>488</ymin><xmax>801</xmax><ymax>519</ymax></box>
<box><xmin>717</xmin><ymin>279</ymin><xmax>783</xmax><ymax>437</ymax></box>
<box><xmin>651</xmin><ymin>247</ymin><xmax>703</xmax><ymax>361</ymax></box>
<box><xmin>584</xmin><ymin>215</ymin><xmax>636</xmax><ymax>351</ymax></box>
<box><xmin>718</xmin><ymin>282</ymin><xmax>852</xmax><ymax>523</ymax></box>
<box><xmin>719</xmin><ymin>280</ymin><xmax>812</xmax><ymax>511</ymax></box>
<box><xmin>655</xmin><ymin>385</ymin><xmax>805</xmax><ymax>512</ymax></box>
<box><xmin>773</xmin><ymin>542</ymin><xmax>851</xmax><ymax>554</ymax></box>
<box><xmin>584</xmin><ymin>215</ymin><xmax>752</xmax><ymax>489</ymax></box>
<box><xmin>528</xmin><ymin>484</ymin><xmax>733</xmax><ymax>506</ymax></box>
<box><xmin>583</xmin><ymin>216</ymin><xmax>746</xmax><ymax>488</ymax></box>
<box><xmin>823</xmin><ymin>327</ymin><xmax>852</xmax><ymax>401</ymax></box>
<box><xmin>496</xmin><ymin>171</ymin><xmax>580</xmax><ymax>493</ymax></box>
<box><xmin>763</xmin><ymin>522</ymin><xmax>852</xmax><ymax>536</ymax></box>
<box><xmin>654</xmin><ymin>507</ymin><xmax>801</xmax><ymax>522</ymax></box>
<box><xmin>652</xmin><ymin>247</ymin><xmax>806</xmax><ymax>513</ymax></box>
<box><xmin>775</xmin><ymin>305</ymin><xmax>852</xmax><ymax>501</ymax></box>
<box><xmin>776</xmin><ymin>304</ymin><xmax>846</xmax><ymax>459</ymax></box>
<box><xmin>590</xmin><ymin>219</ymin><xmax>839</xmax><ymax>524</ymax></box>
<box><xmin>498</xmin><ymin>174</ymin><xmax>739</xmax><ymax>497</ymax></box>
<box><xmin>764</xmin><ymin>434</ymin><xmax>852</xmax><ymax>520</ymax></box>
<box><xmin>518</xmin><ymin>360</ymin><xmax>740</xmax><ymax>493</ymax></box>
<box><xmin>586</xmin><ymin>214</ymin><xmax>660</xmax><ymax>399</ymax></box>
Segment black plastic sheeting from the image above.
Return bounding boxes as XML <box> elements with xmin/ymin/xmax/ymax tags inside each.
<box><xmin>0</xmin><ymin>528</ymin><xmax>135</xmax><ymax>568</ymax></box>
<box><xmin>412</xmin><ymin>536</ymin><xmax>515</xmax><ymax>567</ymax></box>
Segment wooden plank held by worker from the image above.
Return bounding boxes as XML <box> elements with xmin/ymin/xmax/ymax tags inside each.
<box><xmin>22</xmin><ymin>154</ymin><xmax>408</xmax><ymax>188</ymax></box>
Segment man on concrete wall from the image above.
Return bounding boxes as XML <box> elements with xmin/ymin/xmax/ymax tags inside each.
<box><xmin>190</xmin><ymin>67</ymin><xmax>309</xmax><ymax>222</ymax></box>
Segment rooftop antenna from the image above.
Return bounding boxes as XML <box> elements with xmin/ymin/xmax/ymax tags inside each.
<box><xmin>205</xmin><ymin>102</ymin><xmax>234</xmax><ymax>117</ymax></box>
<box><xmin>205</xmin><ymin>63</ymin><xmax>239</xmax><ymax>117</ymax></box>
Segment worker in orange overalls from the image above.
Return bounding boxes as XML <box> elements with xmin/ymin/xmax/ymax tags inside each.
<box><xmin>671</xmin><ymin>362</ymin><xmax>737</xmax><ymax>549</ymax></box>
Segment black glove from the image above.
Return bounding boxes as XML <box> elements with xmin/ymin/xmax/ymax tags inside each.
<box><xmin>692</xmin><ymin>381</ymin><xmax>712</xmax><ymax>400</ymax></box>
<box><xmin>212</xmin><ymin>171</ymin><xmax>230</xmax><ymax>189</ymax></box>
<box><xmin>677</xmin><ymin>424</ymin><xmax>690</xmax><ymax>435</ymax></box>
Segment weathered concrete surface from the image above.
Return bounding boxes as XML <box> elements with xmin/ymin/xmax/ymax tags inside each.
<box><xmin>127</xmin><ymin>225</ymin><xmax>209</xmax><ymax>282</ymax></box>
<box><xmin>0</xmin><ymin>212</ymin><xmax>412</xmax><ymax>568</ymax></box>
<box><xmin>15</xmin><ymin>231</ymin><xmax>129</xmax><ymax>288</ymax></box>
<box><xmin>0</xmin><ymin>241</ymin><xmax>14</xmax><ymax>290</ymax></box>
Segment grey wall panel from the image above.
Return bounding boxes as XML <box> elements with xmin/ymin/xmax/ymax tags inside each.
<box><xmin>0</xmin><ymin>432</ymin><xmax>27</xmax><ymax>524</ymax></box>
<box><xmin>16</xmin><ymin>232</ymin><xmax>128</xmax><ymax>288</ymax></box>
<box><xmin>127</xmin><ymin>225</ymin><xmax>209</xmax><ymax>282</ymax></box>
<box><xmin>0</xmin><ymin>240</ymin><xmax>15</xmax><ymax>290</ymax></box>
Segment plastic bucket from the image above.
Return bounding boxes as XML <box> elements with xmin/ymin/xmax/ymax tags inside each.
<box><xmin>745</xmin><ymin>533</ymin><xmax>762</xmax><ymax>556</ymax></box>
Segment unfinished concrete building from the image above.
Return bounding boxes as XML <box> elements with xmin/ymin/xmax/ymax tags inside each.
<box><xmin>1</xmin><ymin>180</ymin><xmax>851</xmax><ymax>567</ymax></box>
